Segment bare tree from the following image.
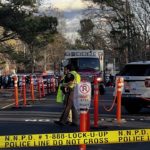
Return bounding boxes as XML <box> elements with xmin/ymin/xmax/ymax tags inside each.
<box><xmin>37</xmin><ymin>33</ymin><xmax>67</xmax><ymax>72</ymax></box>
<box><xmin>82</xmin><ymin>0</ymin><xmax>150</xmax><ymax>69</ymax></box>
<box><xmin>130</xmin><ymin>0</ymin><xmax>150</xmax><ymax>60</ymax></box>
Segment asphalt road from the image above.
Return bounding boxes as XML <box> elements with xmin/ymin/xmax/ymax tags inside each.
<box><xmin>0</xmin><ymin>87</ymin><xmax>149</xmax><ymax>150</ymax></box>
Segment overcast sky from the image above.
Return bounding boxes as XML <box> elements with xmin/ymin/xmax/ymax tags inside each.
<box><xmin>41</xmin><ymin>0</ymin><xmax>87</xmax><ymax>11</ymax></box>
<box><xmin>40</xmin><ymin>0</ymin><xmax>90</xmax><ymax>41</ymax></box>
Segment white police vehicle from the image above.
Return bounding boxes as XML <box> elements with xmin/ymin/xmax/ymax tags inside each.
<box><xmin>117</xmin><ymin>61</ymin><xmax>150</xmax><ymax>113</ymax></box>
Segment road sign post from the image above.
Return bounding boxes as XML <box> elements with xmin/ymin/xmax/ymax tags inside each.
<box><xmin>73</xmin><ymin>81</ymin><xmax>91</xmax><ymax>150</ymax></box>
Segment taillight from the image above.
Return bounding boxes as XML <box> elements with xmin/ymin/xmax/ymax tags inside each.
<box><xmin>95</xmin><ymin>73</ymin><xmax>103</xmax><ymax>82</ymax></box>
<box><xmin>145</xmin><ymin>79</ymin><xmax>150</xmax><ymax>87</ymax></box>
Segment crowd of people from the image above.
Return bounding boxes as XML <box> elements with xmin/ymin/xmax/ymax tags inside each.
<box><xmin>0</xmin><ymin>75</ymin><xmax>12</xmax><ymax>89</ymax></box>
<box><xmin>0</xmin><ymin>74</ymin><xmax>32</xmax><ymax>89</ymax></box>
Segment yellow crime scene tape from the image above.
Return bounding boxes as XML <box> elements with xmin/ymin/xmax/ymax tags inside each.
<box><xmin>0</xmin><ymin>129</ymin><xmax>150</xmax><ymax>148</ymax></box>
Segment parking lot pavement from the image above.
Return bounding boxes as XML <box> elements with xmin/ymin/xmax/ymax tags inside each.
<box><xmin>0</xmin><ymin>100</ymin><xmax>14</xmax><ymax>109</ymax></box>
<box><xmin>0</xmin><ymin>88</ymin><xmax>14</xmax><ymax>108</ymax></box>
<box><xmin>0</xmin><ymin>88</ymin><xmax>41</xmax><ymax>109</ymax></box>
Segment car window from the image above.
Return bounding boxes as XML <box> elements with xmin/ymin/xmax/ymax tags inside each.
<box><xmin>119</xmin><ymin>64</ymin><xmax>150</xmax><ymax>76</ymax></box>
<box><xmin>43</xmin><ymin>75</ymin><xmax>51</xmax><ymax>79</ymax></box>
<box><xmin>144</xmin><ymin>68</ymin><xmax>150</xmax><ymax>76</ymax></box>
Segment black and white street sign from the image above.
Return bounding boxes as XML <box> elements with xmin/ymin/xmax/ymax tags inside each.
<box><xmin>73</xmin><ymin>82</ymin><xmax>91</xmax><ymax>112</ymax></box>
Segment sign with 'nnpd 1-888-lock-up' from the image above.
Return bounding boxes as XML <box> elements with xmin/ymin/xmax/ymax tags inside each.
<box><xmin>73</xmin><ymin>82</ymin><xmax>91</xmax><ymax>112</ymax></box>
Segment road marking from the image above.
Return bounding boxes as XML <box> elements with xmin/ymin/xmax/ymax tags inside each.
<box><xmin>0</xmin><ymin>99</ymin><xmax>57</xmax><ymax>110</ymax></box>
<box><xmin>1</xmin><ymin>100</ymin><xmax>26</xmax><ymax>109</ymax></box>
<box><xmin>38</xmin><ymin>119</ymin><xmax>50</xmax><ymax>122</ymax></box>
<box><xmin>24</xmin><ymin>118</ymin><xmax>149</xmax><ymax>123</ymax></box>
<box><xmin>25</xmin><ymin>119</ymin><xmax>37</xmax><ymax>122</ymax></box>
<box><xmin>1</xmin><ymin>103</ymin><xmax>16</xmax><ymax>109</ymax></box>
<box><xmin>25</xmin><ymin>119</ymin><xmax>51</xmax><ymax>122</ymax></box>
<box><xmin>0</xmin><ymin>116</ymin><xmax>149</xmax><ymax>123</ymax></box>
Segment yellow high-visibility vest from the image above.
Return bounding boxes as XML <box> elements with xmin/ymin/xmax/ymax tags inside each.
<box><xmin>69</xmin><ymin>71</ymin><xmax>81</xmax><ymax>88</ymax></box>
<box><xmin>56</xmin><ymin>84</ymin><xmax>64</xmax><ymax>103</ymax></box>
<box><xmin>56</xmin><ymin>71</ymin><xmax>81</xmax><ymax>102</ymax></box>
<box><xmin>56</xmin><ymin>75</ymin><xmax>66</xmax><ymax>103</ymax></box>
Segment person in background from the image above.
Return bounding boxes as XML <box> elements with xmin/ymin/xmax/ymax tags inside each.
<box><xmin>0</xmin><ymin>75</ymin><xmax>2</xmax><ymax>89</ymax></box>
<box><xmin>109</xmin><ymin>74</ymin><xmax>114</xmax><ymax>87</ymax></box>
<box><xmin>54</xmin><ymin>64</ymin><xmax>81</xmax><ymax>126</ymax></box>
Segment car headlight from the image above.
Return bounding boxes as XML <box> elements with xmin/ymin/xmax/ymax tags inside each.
<box><xmin>96</xmin><ymin>77</ymin><xmax>102</xmax><ymax>82</ymax></box>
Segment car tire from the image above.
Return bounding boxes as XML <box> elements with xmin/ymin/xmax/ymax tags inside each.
<box><xmin>124</xmin><ymin>103</ymin><xmax>142</xmax><ymax>114</ymax></box>
<box><xmin>99</xmin><ymin>84</ymin><xmax>105</xmax><ymax>95</ymax></box>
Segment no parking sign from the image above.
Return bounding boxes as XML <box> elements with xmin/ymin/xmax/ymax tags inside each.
<box><xmin>73</xmin><ymin>81</ymin><xmax>91</xmax><ymax>112</ymax></box>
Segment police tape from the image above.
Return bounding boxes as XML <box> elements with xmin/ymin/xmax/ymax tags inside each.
<box><xmin>0</xmin><ymin>129</ymin><xmax>150</xmax><ymax>148</ymax></box>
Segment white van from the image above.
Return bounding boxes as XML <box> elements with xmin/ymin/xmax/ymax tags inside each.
<box><xmin>63</xmin><ymin>50</ymin><xmax>105</xmax><ymax>95</ymax></box>
<box><xmin>116</xmin><ymin>61</ymin><xmax>150</xmax><ymax>113</ymax></box>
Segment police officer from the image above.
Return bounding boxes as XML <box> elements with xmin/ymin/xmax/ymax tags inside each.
<box><xmin>54</xmin><ymin>64</ymin><xmax>81</xmax><ymax>126</ymax></box>
<box><xmin>56</xmin><ymin>66</ymin><xmax>72</xmax><ymax>123</ymax></box>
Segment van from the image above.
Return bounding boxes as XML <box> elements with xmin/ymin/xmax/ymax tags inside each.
<box><xmin>63</xmin><ymin>50</ymin><xmax>105</xmax><ymax>95</ymax></box>
<box><xmin>116</xmin><ymin>61</ymin><xmax>150</xmax><ymax>113</ymax></box>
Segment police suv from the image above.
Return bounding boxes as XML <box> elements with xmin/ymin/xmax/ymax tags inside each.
<box><xmin>117</xmin><ymin>61</ymin><xmax>150</xmax><ymax>113</ymax></box>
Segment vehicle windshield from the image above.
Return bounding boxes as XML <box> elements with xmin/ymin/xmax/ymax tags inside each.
<box><xmin>119</xmin><ymin>64</ymin><xmax>150</xmax><ymax>76</ymax></box>
<box><xmin>69</xmin><ymin>58</ymin><xmax>100</xmax><ymax>71</ymax></box>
